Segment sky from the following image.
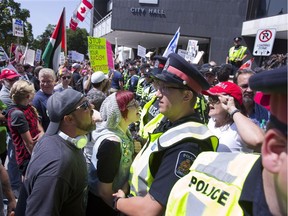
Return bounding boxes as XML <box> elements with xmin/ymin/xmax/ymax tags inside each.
<box><xmin>15</xmin><ymin>0</ymin><xmax>91</xmax><ymax>38</ymax></box>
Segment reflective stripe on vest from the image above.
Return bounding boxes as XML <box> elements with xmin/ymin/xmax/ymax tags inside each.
<box><xmin>129</xmin><ymin>122</ymin><xmax>219</xmax><ymax>197</ymax></box>
<box><xmin>228</xmin><ymin>46</ymin><xmax>247</xmax><ymax>62</ymax></box>
<box><xmin>166</xmin><ymin>152</ymin><xmax>260</xmax><ymax>216</ymax></box>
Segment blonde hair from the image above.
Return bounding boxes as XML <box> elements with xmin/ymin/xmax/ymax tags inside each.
<box><xmin>10</xmin><ymin>80</ymin><xmax>35</xmax><ymax>104</ymax></box>
<box><xmin>39</xmin><ymin>68</ymin><xmax>56</xmax><ymax>81</ymax></box>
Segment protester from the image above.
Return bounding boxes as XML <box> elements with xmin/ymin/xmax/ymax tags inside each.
<box><xmin>109</xmin><ymin>63</ymin><xmax>124</xmax><ymax>94</ymax></box>
<box><xmin>0</xmin><ymin>68</ymin><xmax>22</xmax><ymax>198</ymax></box>
<box><xmin>234</xmin><ymin>68</ymin><xmax>270</xmax><ymax>129</ymax></box>
<box><xmin>30</xmin><ymin>65</ymin><xmax>42</xmax><ymax>92</ymax></box>
<box><xmin>124</xmin><ymin>67</ymin><xmax>139</xmax><ymax>94</ymax></box>
<box><xmin>112</xmin><ymin>53</ymin><xmax>218</xmax><ymax>215</ymax></box>
<box><xmin>204</xmin><ymin>81</ymin><xmax>264</xmax><ymax>152</ymax></box>
<box><xmin>71</xmin><ymin>63</ymin><xmax>82</xmax><ymax>92</ymax></box>
<box><xmin>6</xmin><ymin>80</ymin><xmax>44</xmax><ymax>177</ymax></box>
<box><xmin>15</xmin><ymin>89</ymin><xmax>96</xmax><ymax>215</ymax></box>
<box><xmin>166</xmin><ymin>65</ymin><xmax>287</xmax><ymax>216</ymax></box>
<box><xmin>86</xmin><ymin>91</ymin><xmax>140</xmax><ymax>215</ymax></box>
<box><xmin>32</xmin><ymin>68</ymin><xmax>56</xmax><ymax>131</ymax></box>
<box><xmin>54</xmin><ymin>67</ymin><xmax>72</xmax><ymax>92</ymax></box>
<box><xmin>0</xmin><ymin>161</ymin><xmax>16</xmax><ymax>216</ymax></box>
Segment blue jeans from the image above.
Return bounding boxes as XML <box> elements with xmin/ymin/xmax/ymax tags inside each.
<box><xmin>7</xmin><ymin>133</ymin><xmax>22</xmax><ymax>192</ymax></box>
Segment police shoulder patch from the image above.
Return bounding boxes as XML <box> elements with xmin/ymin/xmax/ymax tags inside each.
<box><xmin>175</xmin><ymin>151</ymin><xmax>196</xmax><ymax>178</ymax></box>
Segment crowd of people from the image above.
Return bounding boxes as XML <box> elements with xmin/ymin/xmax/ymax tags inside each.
<box><xmin>0</xmin><ymin>39</ymin><xmax>286</xmax><ymax>215</ymax></box>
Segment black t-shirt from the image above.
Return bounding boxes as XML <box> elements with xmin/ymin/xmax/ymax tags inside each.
<box><xmin>16</xmin><ymin>134</ymin><xmax>88</xmax><ymax>216</ymax></box>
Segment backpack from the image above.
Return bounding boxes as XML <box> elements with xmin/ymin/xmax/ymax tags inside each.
<box><xmin>74</xmin><ymin>77</ymin><xmax>84</xmax><ymax>93</ymax></box>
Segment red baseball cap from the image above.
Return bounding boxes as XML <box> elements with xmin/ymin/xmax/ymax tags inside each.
<box><xmin>203</xmin><ymin>81</ymin><xmax>243</xmax><ymax>105</ymax></box>
<box><xmin>0</xmin><ymin>68</ymin><xmax>21</xmax><ymax>80</ymax></box>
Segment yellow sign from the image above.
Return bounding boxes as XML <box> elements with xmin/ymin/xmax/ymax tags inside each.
<box><xmin>87</xmin><ymin>36</ymin><xmax>108</xmax><ymax>72</ymax></box>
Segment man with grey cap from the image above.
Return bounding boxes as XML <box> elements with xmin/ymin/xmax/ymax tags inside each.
<box><xmin>166</xmin><ymin>65</ymin><xmax>287</xmax><ymax>216</ymax></box>
<box><xmin>113</xmin><ymin>53</ymin><xmax>219</xmax><ymax>215</ymax></box>
<box><xmin>15</xmin><ymin>89</ymin><xmax>96</xmax><ymax>216</ymax></box>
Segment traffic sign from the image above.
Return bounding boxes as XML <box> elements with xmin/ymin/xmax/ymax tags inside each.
<box><xmin>253</xmin><ymin>29</ymin><xmax>276</xmax><ymax>56</ymax></box>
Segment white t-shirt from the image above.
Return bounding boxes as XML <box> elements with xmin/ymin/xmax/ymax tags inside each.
<box><xmin>208</xmin><ymin>118</ymin><xmax>253</xmax><ymax>153</ymax></box>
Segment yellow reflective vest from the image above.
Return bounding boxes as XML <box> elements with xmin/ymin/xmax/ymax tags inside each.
<box><xmin>166</xmin><ymin>152</ymin><xmax>260</xmax><ymax>216</ymax></box>
<box><xmin>129</xmin><ymin>122</ymin><xmax>219</xmax><ymax>197</ymax></box>
<box><xmin>228</xmin><ymin>46</ymin><xmax>247</xmax><ymax>62</ymax></box>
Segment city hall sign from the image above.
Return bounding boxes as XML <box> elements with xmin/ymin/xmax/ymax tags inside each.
<box><xmin>130</xmin><ymin>7</ymin><xmax>165</xmax><ymax>16</ymax></box>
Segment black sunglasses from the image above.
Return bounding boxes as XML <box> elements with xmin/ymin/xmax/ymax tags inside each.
<box><xmin>69</xmin><ymin>100</ymin><xmax>91</xmax><ymax>114</ymax></box>
<box><xmin>62</xmin><ymin>76</ymin><xmax>71</xmax><ymax>80</ymax></box>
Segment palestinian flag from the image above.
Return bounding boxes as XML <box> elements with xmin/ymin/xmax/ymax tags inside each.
<box><xmin>42</xmin><ymin>8</ymin><xmax>66</xmax><ymax>72</ymax></box>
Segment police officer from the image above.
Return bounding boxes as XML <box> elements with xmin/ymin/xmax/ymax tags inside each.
<box><xmin>166</xmin><ymin>65</ymin><xmax>287</xmax><ymax>216</ymax></box>
<box><xmin>113</xmin><ymin>53</ymin><xmax>219</xmax><ymax>215</ymax></box>
<box><xmin>226</xmin><ymin>37</ymin><xmax>248</xmax><ymax>75</ymax></box>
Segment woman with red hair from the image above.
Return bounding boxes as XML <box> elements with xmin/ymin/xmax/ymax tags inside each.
<box><xmin>87</xmin><ymin>90</ymin><xmax>140</xmax><ymax>216</ymax></box>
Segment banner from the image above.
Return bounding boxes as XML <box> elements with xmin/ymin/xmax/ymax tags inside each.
<box><xmin>35</xmin><ymin>49</ymin><xmax>42</xmax><ymax>63</ymax></box>
<box><xmin>106</xmin><ymin>41</ymin><xmax>114</xmax><ymax>70</ymax></box>
<box><xmin>0</xmin><ymin>46</ymin><xmax>9</xmax><ymax>61</ymax></box>
<box><xmin>87</xmin><ymin>36</ymin><xmax>108</xmax><ymax>73</ymax></box>
<box><xmin>137</xmin><ymin>45</ymin><xmax>146</xmax><ymax>58</ymax></box>
<box><xmin>24</xmin><ymin>49</ymin><xmax>35</xmax><ymax>66</ymax></box>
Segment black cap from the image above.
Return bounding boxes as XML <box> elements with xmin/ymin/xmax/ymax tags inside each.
<box><xmin>154</xmin><ymin>53</ymin><xmax>210</xmax><ymax>93</ymax></box>
<box><xmin>151</xmin><ymin>55</ymin><xmax>167</xmax><ymax>77</ymax></box>
<box><xmin>200</xmin><ymin>63</ymin><xmax>215</xmax><ymax>76</ymax></box>
<box><xmin>234</xmin><ymin>37</ymin><xmax>242</xmax><ymax>42</ymax></box>
<box><xmin>46</xmin><ymin>89</ymin><xmax>84</xmax><ymax>135</ymax></box>
<box><xmin>249</xmin><ymin>65</ymin><xmax>287</xmax><ymax>94</ymax></box>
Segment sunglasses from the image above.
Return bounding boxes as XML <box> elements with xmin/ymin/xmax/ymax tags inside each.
<box><xmin>62</xmin><ymin>76</ymin><xmax>71</xmax><ymax>80</ymax></box>
<box><xmin>208</xmin><ymin>96</ymin><xmax>220</xmax><ymax>105</ymax></box>
<box><xmin>69</xmin><ymin>100</ymin><xmax>91</xmax><ymax>114</ymax></box>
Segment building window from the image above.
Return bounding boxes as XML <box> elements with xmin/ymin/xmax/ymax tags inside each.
<box><xmin>247</xmin><ymin>0</ymin><xmax>287</xmax><ymax>20</ymax></box>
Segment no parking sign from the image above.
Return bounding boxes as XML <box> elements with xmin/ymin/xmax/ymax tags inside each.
<box><xmin>253</xmin><ymin>29</ymin><xmax>276</xmax><ymax>56</ymax></box>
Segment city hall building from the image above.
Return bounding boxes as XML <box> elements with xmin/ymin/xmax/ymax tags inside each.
<box><xmin>91</xmin><ymin>0</ymin><xmax>287</xmax><ymax>66</ymax></box>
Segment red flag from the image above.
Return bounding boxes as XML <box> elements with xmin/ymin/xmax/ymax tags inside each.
<box><xmin>239</xmin><ymin>58</ymin><xmax>254</xmax><ymax>70</ymax></box>
<box><xmin>76</xmin><ymin>0</ymin><xmax>93</xmax><ymax>22</ymax></box>
<box><xmin>42</xmin><ymin>8</ymin><xmax>67</xmax><ymax>72</ymax></box>
<box><xmin>69</xmin><ymin>17</ymin><xmax>79</xmax><ymax>31</ymax></box>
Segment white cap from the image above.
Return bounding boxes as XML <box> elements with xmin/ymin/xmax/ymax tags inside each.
<box><xmin>91</xmin><ymin>71</ymin><xmax>108</xmax><ymax>84</ymax></box>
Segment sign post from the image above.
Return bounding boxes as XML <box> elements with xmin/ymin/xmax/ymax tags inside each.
<box><xmin>253</xmin><ymin>28</ymin><xmax>276</xmax><ymax>56</ymax></box>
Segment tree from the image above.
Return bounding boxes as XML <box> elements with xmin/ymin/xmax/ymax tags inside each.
<box><xmin>67</xmin><ymin>27</ymin><xmax>89</xmax><ymax>56</ymax></box>
<box><xmin>0</xmin><ymin>0</ymin><xmax>33</xmax><ymax>54</ymax></box>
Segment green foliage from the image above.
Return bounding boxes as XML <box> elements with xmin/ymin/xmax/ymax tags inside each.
<box><xmin>0</xmin><ymin>0</ymin><xmax>33</xmax><ymax>54</ymax></box>
<box><xmin>67</xmin><ymin>28</ymin><xmax>89</xmax><ymax>57</ymax></box>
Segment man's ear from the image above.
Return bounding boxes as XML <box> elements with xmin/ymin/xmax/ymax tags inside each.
<box><xmin>261</xmin><ymin>130</ymin><xmax>287</xmax><ymax>173</ymax></box>
<box><xmin>63</xmin><ymin>115</ymin><xmax>74</xmax><ymax>124</ymax></box>
<box><xmin>183</xmin><ymin>90</ymin><xmax>193</xmax><ymax>101</ymax></box>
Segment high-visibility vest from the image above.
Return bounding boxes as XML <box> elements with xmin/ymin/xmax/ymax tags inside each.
<box><xmin>228</xmin><ymin>46</ymin><xmax>247</xmax><ymax>62</ymax></box>
<box><xmin>124</xmin><ymin>74</ymin><xmax>139</xmax><ymax>91</ymax></box>
<box><xmin>166</xmin><ymin>152</ymin><xmax>260</xmax><ymax>216</ymax></box>
<box><xmin>129</xmin><ymin>122</ymin><xmax>219</xmax><ymax>197</ymax></box>
<box><xmin>138</xmin><ymin>96</ymin><xmax>163</xmax><ymax>139</ymax></box>
<box><xmin>135</xmin><ymin>77</ymin><xmax>145</xmax><ymax>97</ymax></box>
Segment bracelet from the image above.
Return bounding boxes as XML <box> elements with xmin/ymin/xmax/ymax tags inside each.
<box><xmin>113</xmin><ymin>197</ymin><xmax>122</xmax><ymax>211</ymax></box>
<box><xmin>229</xmin><ymin>109</ymin><xmax>240</xmax><ymax>117</ymax></box>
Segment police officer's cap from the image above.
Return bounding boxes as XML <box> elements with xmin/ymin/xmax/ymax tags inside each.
<box><xmin>249</xmin><ymin>65</ymin><xmax>287</xmax><ymax>94</ymax></box>
<box><xmin>234</xmin><ymin>37</ymin><xmax>242</xmax><ymax>42</ymax></box>
<box><xmin>151</xmin><ymin>55</ymin><xmax>167</xmax><ymax>77</ymax></box>
<box><xmin>154</xmin><ymin>53</ymin><xmax>210</xmax><ymax>93</ymax></box>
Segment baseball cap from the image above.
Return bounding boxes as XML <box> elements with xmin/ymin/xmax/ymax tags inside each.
<box><xmin>91</xmin><ymin>71</ymin><xmax>108</xmax><ymax>84</ymax></box>
<box><xmin>71</xmin><ymin>63</ymin><xmax>81</xmax><ymax>71</ymax></box>
<box><xmin>0</xmin><ymin>68</ymin><xmax>21</xmax><ymax>80</ymax></box>
<box><xmin>46</xmin><ymin>89</ymin><xmax>84</xmax><ymax>135</ymax></box>
<box><xmin>203</xmin><ymin>81</ymin><xmax>243</xmax><ymax>105</ymax></box>
<box><xmin>154</xmin><ymin>53</ymin><xmax>210</xmax><ymax>93</ymax></box>
<box><xmin>200</xmin><ymin>63</ymin><xmax>215</xmax><ymax>76</ymax></box>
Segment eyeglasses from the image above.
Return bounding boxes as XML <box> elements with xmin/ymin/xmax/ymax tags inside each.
<box><xmin>126</xmin><ymin>100</ymin><xmax>139</xmax><ymax>109</ymax></box>
<box><xmin>69</xmin><ymin>100</ymin><xmax>91</xmax><ymax>114</ymax></box>
<box><xmin>62</xmin><ymin>76</ymin><xmax>71</xmax><ymax>80</ymax></box>
<box><xmin>208</xmin><ymin>96</ymin><xmax>220</xmax><ymax>105</ymax></box>
<box><xmin>153</xmin><ymin>81</ymin><xmax>187</xmax><ymax>93</ymax></box>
